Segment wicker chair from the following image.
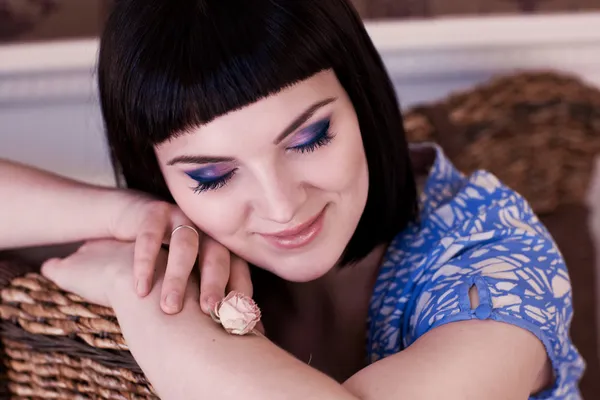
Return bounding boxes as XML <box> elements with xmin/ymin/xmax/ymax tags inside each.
<box><xmin>404</xmin><ymin>70</ymin><xmax>600</xmax><ymax>213</ymax></box>
<box><xmin>1</xmin><ymin>70</ymin><xmax>599</xmax><ymax>399</ymax></box>
<box><xmin>0</xmin><ymin>259</ymin><xmax>156</xmax><ymax>399</ymax></box>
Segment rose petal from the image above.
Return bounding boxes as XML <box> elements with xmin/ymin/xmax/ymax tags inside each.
<box><xmin>213</xmin><ymin>291</ymin><xmax>261</xmax><ymax>336</ymax></box>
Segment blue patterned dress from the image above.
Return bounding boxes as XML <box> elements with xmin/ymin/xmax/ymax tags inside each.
<box><xmin>367</xmin><ymin>144</ymin><xmax>585</xmax><ymax>399</ymax></box>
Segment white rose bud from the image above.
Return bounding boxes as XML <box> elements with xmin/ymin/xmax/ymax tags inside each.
<box><xmin>211</xmin><ymin>291</ymin><xmax>261</xmax><ymax>335</ymax></box>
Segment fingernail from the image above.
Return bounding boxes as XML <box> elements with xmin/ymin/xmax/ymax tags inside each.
<box><xmin>136</xmin><ymin>279</ymin><xmax>149</xmax><ymax>296</ymax></box>
<box><xmin>205</xmin><ymin>296</ymin><xmax>218</xmax><ymax>311</ymax></box>
<box><xmin>165</xmin><ymin>292</ymin><xmax>181</xmax><ymax>310</ymax></box>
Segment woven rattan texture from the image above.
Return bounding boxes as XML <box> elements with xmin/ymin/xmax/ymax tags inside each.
<box><xmin>404</xmin><ymin>70</ymin><xmax>600</xmax><ymax>214</ymax></box>
<box><xmin>0</xmin><ymin>270</ymin><xmax>156</xmax><ymax>399</ymax></box>
<box><xmin>3</xmin><ymin>338</ymin><xmax>156</xmax><ymax>399</ymax></box>
<box><xmin>0</xmin><ymin>274</ymin><xmax>125</xmax><ymax>349</ymax></box>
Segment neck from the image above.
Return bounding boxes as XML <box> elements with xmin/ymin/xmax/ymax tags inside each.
<box><xmin>283</xmin><ymin>243</ymin><xmax>388</xmax><ymax>315</ymax></box>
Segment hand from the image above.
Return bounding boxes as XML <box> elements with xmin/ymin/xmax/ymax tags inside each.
<box><xmin>42</xmin><ymin>240</ymin><xmax>259</xmax><ymax>326</ymax></box>
<box><xmin>109</xmin><ymin>192</ymin><xmax>255</xmax><ymax>316</ymax></box>
<box><xmin>41</xmin><ymin>240</ymin><xmax>143</xmax><ymax>307</ymax></box>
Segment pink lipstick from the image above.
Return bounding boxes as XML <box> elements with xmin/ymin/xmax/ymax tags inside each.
<box><xmin>260</xmin><ymin>208</ymin><xmax>326</xmax><ymax>250</ymax></box>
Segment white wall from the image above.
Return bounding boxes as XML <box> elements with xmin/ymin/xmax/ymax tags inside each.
<box><xmin>0</xmin><ymin>100</ymin><xmax>111</xmax><ymax>184</ymax></box>
<box><xmin>2</xmin><ymin>13</ymin><xmax>600</xmax><ymax>186</ymax></box>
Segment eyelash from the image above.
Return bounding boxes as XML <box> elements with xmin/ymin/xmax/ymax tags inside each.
<box><xmin>191</xmin><ymin>124</ymin><xmax>335</xmax><ymax>194</ymax></box>
<box><xmin>288</xmin><ymin>130</ymin><xmax>335</xmax><ymax>154</ymax></box>
<box><xmin>192</xmin><ymin>169</ymin><xmax>236</xmax><ymax>194</ymax></box>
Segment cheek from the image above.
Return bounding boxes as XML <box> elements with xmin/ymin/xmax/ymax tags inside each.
<box><xmin>304</xmin><ymin>128</ymin><xmax>368</xmax><ymax>197</ymax></box>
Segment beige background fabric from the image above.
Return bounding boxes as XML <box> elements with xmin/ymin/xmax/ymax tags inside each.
<box><xmin>0</xmin><ymin>0</ymin><xmax>110</xmax><ymax>43</ymax></box>
<box><xmin>356</xmin><ymin>0</ymin><xmax>600</xmax><ymax>19</ymax></box>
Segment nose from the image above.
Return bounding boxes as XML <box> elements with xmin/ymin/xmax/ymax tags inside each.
<box><xmin>251</xmin><ymin>167</ymin><xmax>306</xmax><ymax>224</ymax></box>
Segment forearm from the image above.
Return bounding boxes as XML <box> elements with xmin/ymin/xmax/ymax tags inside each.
<box><xmin>109</xmin><ymin>266</ymin><xmax>357</xmax><ymax>400</ymax></box>
<box><xmin>0</xmin><ymin>158</ymin><xmax>127</xmax><ymax>249</ymax></box>
<box><xmin>344</xmin><ymin>319</ymin><xmax>548</xmax><ymax>400</ymax></box>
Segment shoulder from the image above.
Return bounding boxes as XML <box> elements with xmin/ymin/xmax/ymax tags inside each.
<box><xmin>368</xmin><ymin>144</ymin><xmax>584</xmax><ymax>398</ymax></box>
<box><xmin>375</xmin><ymin>144</ymin><xmax>549</xmax><ymax>288</ymax></box>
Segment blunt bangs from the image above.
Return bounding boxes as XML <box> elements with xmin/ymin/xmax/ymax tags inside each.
<box><xmin>99</xmin><ymin>0</ymin><xmax>350</xmax><ymax>145</ymax></box>
<box><xmin>99</xmin><ymin>0</ymin><xmax>418</xmax><ymax>267</ymax></box>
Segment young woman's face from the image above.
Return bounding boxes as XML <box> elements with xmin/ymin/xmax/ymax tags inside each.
<box><xmin>155</xmin><ymin>70</ymin><xmax>369</xmax><ymax>282</ymax></box>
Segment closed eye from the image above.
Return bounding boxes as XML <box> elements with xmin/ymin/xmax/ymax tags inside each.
<box><xmin>287</xmin><ymin>118</ymin><xmax>335</xmax><ymax>153</ymax></box>
<box><xmin>191</xmin><ymin>169</ymin><xmax>236</xmax><ymax>193</ymax></box>
<box><xmin>185</xmin><ymin>166</ymin><xmax>237</xmax><ymax>194</ymax></box>
<box><xmin>186</xmin><ymin>118</ymin><xmax>335</xmax><ymax>194</ymax></box>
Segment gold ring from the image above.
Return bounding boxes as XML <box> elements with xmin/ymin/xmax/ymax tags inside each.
<box><xmin>171</xmin><ymin>224</ymin><xmax>200</xmax><ymax>238</ymax></box>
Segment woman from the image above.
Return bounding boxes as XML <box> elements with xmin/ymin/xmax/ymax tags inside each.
<box><xmin>37</xmin><ymin>0</ymin><xmax>584</xmax><ymax>398</ymax></box>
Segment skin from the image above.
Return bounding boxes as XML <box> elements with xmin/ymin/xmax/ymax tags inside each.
<box><xmin>43</xmin><ymin>240</ymin><xmax>552</xmax><ymax>400</ymax></box>
<box><xmin>42</xmin><ymin>69</ymin><xmax>552</xmax><ymax>399</ymax></box>
<box><xmin>155</xmin><ymin>70</ymin><xmax>369</xmax><ymax>283</ymax></box>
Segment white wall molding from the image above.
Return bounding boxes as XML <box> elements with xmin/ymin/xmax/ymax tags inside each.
<box><xmin>2</xmin><ymin>13</ymin><xmax>600</xmax><ymax>105</ymax></box>
<box><xmin>368</xmin><ymin>13</ymin><xmax>600</xmax><ymax>105</ymax></box>
<box><xmin>0</xmin><ymin>39</ymin><xmax>99</xmax><ymax>75</ymax></box>
<box><xmin>368</xmin><ymin>13</ymin><xmax>600</xmax><ymax>52</ymax></box>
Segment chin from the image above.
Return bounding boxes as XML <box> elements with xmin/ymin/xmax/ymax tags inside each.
<box><xmin>258</xmin><ymin>256</ymin><xmax>338</xmax><ymax>282</ymax></box>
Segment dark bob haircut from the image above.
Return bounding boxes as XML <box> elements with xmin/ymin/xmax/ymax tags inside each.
<box><xmin>98</xmin><ymin>0</ymin><xmax>418</xmax><ymax>266</ymax></box>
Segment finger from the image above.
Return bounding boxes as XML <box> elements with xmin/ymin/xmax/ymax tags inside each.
<box><xmin>226</xmin><ymin>255</ymin><xmax>253</xmax><ymax>297</ymax></box>
<box><xmin>41</xmin><ymin>257</ymin><xmax>80</xmax><ymax>297</ymax></box>
<box><xmin>133</xmin><ymin>205</ymin><xmax>170</xmax><ymax>297</ymax></box>
<box><xmin>199</xmin><ymin>237</ymin><xmax>231</xmax><ymax>314</ymax></box>
<box><xmin>161</xmin><ymin>225</ymin><xmax>200</xmax><ymax>314</ymax></box>
<box><xmin>226</xmin><ymin>256</ymin><xmax>263</xmax><ymax>334</ymax></box>
<box><xmin>41</xmin><ymin>258</ymin><xmax>66</xmax><ymax>284</ymax></box>
<box><xmin>41</xmin><ymin>258</ymin><xmax>63</xmax><ymax>278</ymax></box>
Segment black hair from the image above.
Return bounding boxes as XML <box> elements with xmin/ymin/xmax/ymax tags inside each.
<box><xmin>99</xmin><ymin>0</ymin><xmax>418</xmax><ymax>267</ymax></box>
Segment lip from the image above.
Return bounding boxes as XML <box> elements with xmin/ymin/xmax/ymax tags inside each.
<box><xmin>259</xmin><ymin>208</ymin><xmax>326</xmax><ymax>250</ymax></box>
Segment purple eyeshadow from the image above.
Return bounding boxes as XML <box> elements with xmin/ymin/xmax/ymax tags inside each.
<box><xmin>185</xmin><ymin>163</ymin><xmax>234</xmax><ymax>182</ymax></box>
<box><xmin>287</xmin><ymin>119</ymin><xmax>330</xmax><ymax>149</ymax></box>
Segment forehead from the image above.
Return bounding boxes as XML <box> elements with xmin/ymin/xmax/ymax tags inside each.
<box><xmin>157</xmin><ymin>69</ymin><xmax>345</xmax><ymax>154</ymax></box>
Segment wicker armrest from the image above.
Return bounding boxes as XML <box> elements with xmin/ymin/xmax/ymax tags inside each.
<box><xmin>0</xmin><ymin>257</ymin><xmax>157</xmax><ymax>399</ymax></box>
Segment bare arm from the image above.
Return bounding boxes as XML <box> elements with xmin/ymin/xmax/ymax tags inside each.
<box><xmin>108</xmin><ymin>259</ymin><xmax>356</xmax><ymax>400</ymax></box>
<box><xmin>109</xmin><ymin>261</ymin><xmax>546</xmax><ymax>400</ymax></box>
<box><xmin>344</xmin><ymin>320</ymin><xmax>550</xmax><ymax>400</ymax></box>
<box><xmin>0</xmin><ymin>158</ymin><xmax>129</xmax><ymax>249</ymax></box>
<box><xmin>43</xmin><ymin>242</ymin><xmax>549</xmax><ymax>400</ymax></box>
<box><xmin>1</xmin><ymin>159</ymin><xmax>254</xmax><ymax>316</ymax></box>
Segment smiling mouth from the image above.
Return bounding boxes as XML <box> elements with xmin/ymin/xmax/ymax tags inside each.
<box><xmin>259</xmin><ymin>207</ymin><xmax>327</xmax><ymax>250</ymax></box>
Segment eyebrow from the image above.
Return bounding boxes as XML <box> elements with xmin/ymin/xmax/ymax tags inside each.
<box><xmin>167</xmin><ymin>97</ymin><xmax>336</xmax><ymax>166</ymax></box>
<box><xmin>167</xmin><ymin>155</ymin><xmax>234</xmax><ymax>166</ymax></box>
<box><xmin>273</xmin><ymin>97</ymin><xmax>337</xmax><ymax>144</ymax></box>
